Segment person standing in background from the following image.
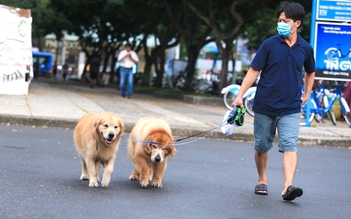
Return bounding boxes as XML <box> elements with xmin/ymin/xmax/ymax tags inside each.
<box><xmin>118</xmin><ymin>42</ymin><xmax>139</xmax><ymax>98</ymax></box>
<box><xmin>62</xmin><ymin>62</ymin><xmax>68</xmax><ymax>81</ymax></box>
<box><xmin>89</xmin><ymin>55</ymin><xmax>100</xmax><ymax>88</ymax></box>
<box><xmin>52</xmin><ymin>62</ymin><xmax>57</xmax><ymax>80</ymax></box>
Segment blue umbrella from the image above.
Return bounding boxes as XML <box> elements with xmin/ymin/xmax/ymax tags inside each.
<box><xmin>202</xmin><ymin>42</ymin><xmax>219</xmax><ymax>53</ymax></box>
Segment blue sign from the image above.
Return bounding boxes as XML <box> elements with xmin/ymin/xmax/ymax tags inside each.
<box><xmin>314</xmin><ymin>22</ymin><xmax>351</xmax><ymax>81</ymax></box>
<box><xmin>317</xmin><ymin>0</ymin><xmax>351</xmax><ymax>22</ymax></box>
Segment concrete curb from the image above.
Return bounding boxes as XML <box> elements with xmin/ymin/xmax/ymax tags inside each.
<box><xmin>0</xmin><ymin>114</ymin><xmax>78</xmax><ymax>129</ymax></box>
<box><xmin>2</xmin><ymin>114</ymin><xmax>351</xmax><ymax>148</ymax></box>
<box><xmin>0</xmin><ymin>114</ymin><xmax>134</xmax><ymax>131</ymax></box>
<box><xmin>0</xmin><ymin>114</ymin><xmax>255</xmax><ymax>145</ymax></box>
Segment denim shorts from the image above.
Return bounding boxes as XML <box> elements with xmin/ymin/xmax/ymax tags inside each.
<box><xmin>254</xmin><ymin>112</ymin><xmax>300</xmax><ymax>153</ymax></box>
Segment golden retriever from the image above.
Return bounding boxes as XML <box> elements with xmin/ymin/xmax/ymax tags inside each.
<box><xmin>128</xmin><ymin>117</ymin><xmax>176</xmax><ymax>188</ymax></box>
<box><xmin>73</xmin><ymin>112</ymin><xmax>124</xmax><ymax>188</ymax></box>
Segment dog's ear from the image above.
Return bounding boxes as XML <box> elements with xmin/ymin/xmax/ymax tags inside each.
<box><xmin>118</xmin><ymin>119</ymin><xmax>125</xmax><ymax>133</ymax></box>
<box><xmin>94</xmin><ymin>117</ymin><xmax>101</xmax><ymax>129</ymax></box>
<box><xmin>92</xmin><ymin>117</ymin><xmax>102</xmax><ymax>140</ymax></box>
<box><xmin>114</xmin><ymin>119</ymin><xmax>124</xmax><ymax>140</ymax></box>
<box><xmin>143</xmin><ymin>143</ymin><xmax>152</xmax><ymax>155</ymax></box>
<box><xmin>168</xmin><ymin>145</ymin><xmax>177</xmax><ymax>156</ymax></box>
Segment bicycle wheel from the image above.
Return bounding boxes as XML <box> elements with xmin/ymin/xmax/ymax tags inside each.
<box><xmin>223</xmin><ymin>91</ymin><xmax>236</xmax><ymax>110</ymax></box>
<box><xmin>300</xmin><ymin>98</ymin><xmax>317</xmax><ymax>126</ymax></box>
<box><xmin>339</xmin><ymin>97</ymin><xmax>351</xmax><ymax>128</ymax></box>
<box><xmin>327</xmin><ymin>110</ymin><xmax>337</xmax><ymax>125</ymax></box>
<box><xmin>244</xmin><ymin>92</ymin><xmax>255</xmax><ymax>117</ymax></box>
<box><xmin>342</xmin><ymin>112</ymin><xmax>351</xmax><ymax>128</ymax></box>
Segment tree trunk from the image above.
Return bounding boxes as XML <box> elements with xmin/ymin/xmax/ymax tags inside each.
<box><xmin>141</xmin><ymin>35</ymin><xmax>151</xmax><ymax>86</ymax></box>
<box><xmin>184</xmin><ymin>46</ymin><xmax>198</xmax><ymax>91</ymax></box>
<box><xmin>219</xmin><ymin>39</ymin><xmax>234</xmax><ymax>90</ymax></box>
<box><xmin>142</xmin><ymin>56</ymin><xmax>153</xmax><ymax>86</ymax></box>
<box><xmin>153</xmin><ymin>51</ymin><xmax>165</xmax><ymax>88</ymax></box>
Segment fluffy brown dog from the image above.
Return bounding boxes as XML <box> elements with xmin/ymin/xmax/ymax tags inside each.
<box><xmin>73</xmin><ymin>112</ymin><xmax>124</xmax><ymax>188</ymax></box>
<box><xmin>128</xmin><ymin>117</ymin><xmax>176</xmax><ymax>188</ymax></box>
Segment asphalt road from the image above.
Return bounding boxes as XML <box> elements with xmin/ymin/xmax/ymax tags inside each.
<box><xmin>0</xmin><ymin>124</ymin><xmax>350</xmax><ymax>219</ymax></box>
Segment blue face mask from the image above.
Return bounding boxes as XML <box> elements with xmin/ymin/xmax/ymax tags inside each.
<box><xmin>277</xmin><ymin>22</ymin><xmax>294</xmax><ymax>37</ymax></box>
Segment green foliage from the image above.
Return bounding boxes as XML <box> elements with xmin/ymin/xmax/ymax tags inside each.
<box><xmin>241</xmin><ymin>7</ymin><xmax>278</xmax><ymax>49</ymax></box>
<box><xmin>240</xmin><ymin>0</ymin><xmax>313</xmax><ymax>49</ymax></box>
<box><xmin>2</xmin><ymin>0</ymin><xmax>314</xmax><ymax>91</ymax></box>
<box><xmin>2</xmin><ymin>0</ymin><xmax>314</xmax><ymax>52</ymax></box>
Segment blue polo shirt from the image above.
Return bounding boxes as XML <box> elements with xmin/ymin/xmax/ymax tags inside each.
<box><xmin>251</xmin><ymin>34</ymin><xmax>315</xmax><ymax>116</ymax></box>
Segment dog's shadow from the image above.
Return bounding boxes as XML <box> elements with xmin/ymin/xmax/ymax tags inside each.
<box><xmin>112</xmin><ymin>178</ymin><xmax>169</xmax><ymax>193</ymax></box>
<box><xmin>66</xmin><ymin>177</ymin><xmax>168</xmax><ymax>193</ymax></box>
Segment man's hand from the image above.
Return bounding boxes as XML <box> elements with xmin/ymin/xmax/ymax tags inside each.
<box><xmin>301</xmin><ymin>95</ymin><xmax>309</xmax><ymax>107</ymax></box>
<box><xmin>232</xmin><ymin>96</ymin><xmax>244</xmax><ymax>109</ymax></box>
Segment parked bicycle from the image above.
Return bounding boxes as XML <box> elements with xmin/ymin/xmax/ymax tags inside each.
<box><xmin>300</xmin><ymin>84</ymin><xmax>334</xmax><ymax>126</ymax></box>
<box><xmin>300</xmin><ymin>83</ymin><xmax>351</xmax><ymax>127</ymax></box>
<box><xmin>244</xmin><ymin>90</ymin><xmax>255</xmax><ymax>117</ymax></box>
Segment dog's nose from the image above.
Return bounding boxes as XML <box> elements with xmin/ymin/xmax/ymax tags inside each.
<box><xmin>155</xmin><ymin>155</ymin><xmax>161</xmax><ymax>163</ymax></box>
<box><xmin>108</xmin><ymin>133</ymin><xmax>115</xmax><ymax>139</ymax></box>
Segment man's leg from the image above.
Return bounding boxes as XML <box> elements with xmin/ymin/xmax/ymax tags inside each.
<box><xmin>126</xmin><ymin>69</ymin><xmax>134</xmax><ymax>97</ymax></box>
<box><xmin>281</xmin><ymin>151</ymin><xmax>297</xmax><ymax>195</ymax></box>
<box><xmin>253</xmin><ymin>113</ymin><xmax>276</xmax><ymax>194</ymax></box>
<box><xmin>255</xmin><ymin>151</ymin><xmax>268</xmax><ymax>186</ymax></box>
<box><xmin>277</xmin><ymin>113</ymin><xmax>302</xmax><ymax>198</ymax></box>
<box><xmin>119</xmin><ymin>68</ymin><xmax>126</xmax><ymax>97</ymax></box>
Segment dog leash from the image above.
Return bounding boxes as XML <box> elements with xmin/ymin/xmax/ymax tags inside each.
<box><xmin>122</xmin><ymin>119</ymin><xmax>229</xmax><ymax>147</ymax></box>
<box><xmin>171</xmin><ymin>120</ymin><xmax>227</xmax><ymax>146</ymax></box>
<box><xmin>120</xmin><ymin>121</ymin><xmax>227</xmax><ymax>146</ymax></box>
<box><xmin>173</xmin><ymin>106</ymin><xmax>245</xmax><ymax>145</ymax></box>
<box><xmin>121</xmin><ymin>136</ymin><xmax>161</xmax><ymax>145</ymax></box>
<box><xmin>121</xmin><ymin>106</ymin><xmax>245</xmax><ymax>146</ymax></box>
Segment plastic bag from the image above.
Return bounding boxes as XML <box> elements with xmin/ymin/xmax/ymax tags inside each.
<box><xmin>221</xmin><ymin>110</ymin><xmax>237</xmax><ymax>136</ymax></box>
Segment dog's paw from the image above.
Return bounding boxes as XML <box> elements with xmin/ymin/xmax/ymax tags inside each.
<box><xmin>129</xmin><ymin>175</ymin><xmax>139</xmax><ymax>181</ymax></box>
<box><xmin>101</xmin><ymin>182</ymin><xmax>109</xmax><ymax>188</ymax></box>
<box><xmin>80</xmin><ymin>174</ymin><xmax>89</xmax><ymax>181</ymax></box>
<box><xmin>101</xmin><ymin>179</ymin><xmax>110</xmax><ymax>188</ymax></box>
<box><xmin>89</xmin><ymin>180</ymin><xmax>100</xmax><ymax>188</ymax></box>
<box><xmin>152</xmin><ymin>181</ymin><xmax>163</xmax><ymax>188</ymax></box>
<box><xmin>140</xmin><ymin>180</ymin><xmax>149</xmax><ymax>188</ymax></box>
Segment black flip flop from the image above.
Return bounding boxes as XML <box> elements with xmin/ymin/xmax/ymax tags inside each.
<box><xmin>282</xmin><ymin>185</ymin><xmax>303</xmax><ymax>201</ymax></box>
<box><xmin>255</xmin><ymin>184</ymin><xmax>268</xmax><ymax>195</ymax></box>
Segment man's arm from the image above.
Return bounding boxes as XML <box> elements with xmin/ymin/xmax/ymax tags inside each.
<box><xmin>130</xmin><ymin>51</ymin><xmax>139</xmax><ymax>63</ymax></box>
<box><xmin>118</xmin><ymin>51</ymin><xmax>128</xmax><ymax>62</ymax></box>
<box><xmin>231</xmin><ymin>67</ymin><xmax>260</xmax><ymax>108</ymax></box>
<box><xmin>301</xmin><ymin>72</ymin><xmax>315</xmax><ymax>106</ymax></box>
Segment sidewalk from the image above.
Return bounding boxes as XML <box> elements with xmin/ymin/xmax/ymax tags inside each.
<box><xmin>1</xmin><ymin>78</ymin><xmax>350</xmax><ymax>148</ymax></box>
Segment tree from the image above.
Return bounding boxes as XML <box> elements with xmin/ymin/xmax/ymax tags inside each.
<box><xmin>141</xmin><ymin>29</ymin><xmax>180</xmax><ymax>87</ymax></box>
<box><xmin>124</xmin><ymin>1</ymin><xmax>180</xmax><ymax>87</ymax></box>
<box><xmin>48</xmin><ymin>0</ymin><xmax>135</xmax><ymax>73</ymax></box>
<box><xmin>10</xmin><ymin>0</ymin><xmax>314</xmax><ymax>91</ymax></box>
<box><xmin>183</xmin><ymin>0</ymin><xmax>241</xmax><ymax>90</ymax></box>
<box><xmin>241</xmin><ymin>0</ymin><xmax>313</xmax><ymax>49</ymax></box>
<box><xmin>183</xmin><ymin>0</ymin><xmax>281</xmax><ymax>90</ymax></box>
<box><xmin>164</xmin><ymin>0</ymin><xmax>214</xmax><ymax>91</ymax></box>
<box><xmin>240</xmin><ymin>7</ymin><xmax>277</xmax><ymax>50</ymax></box>
<box><xmin>98</xmin><ymin>0</ymin><xmax>131</xmax><ymax>73</ymax></box>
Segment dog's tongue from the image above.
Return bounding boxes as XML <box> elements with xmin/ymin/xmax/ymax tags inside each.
<box><xmin>105</xmin><ymin>139</ymin><xmax>113</xmax><ymax>145</ymax></box>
